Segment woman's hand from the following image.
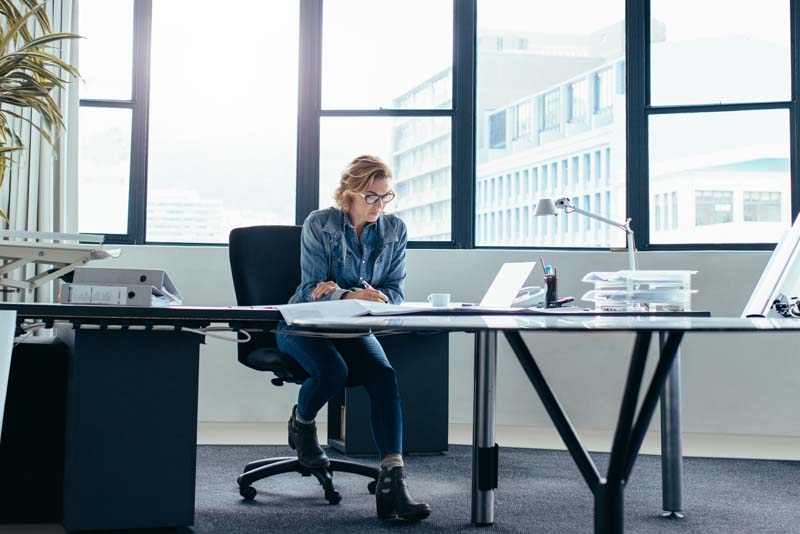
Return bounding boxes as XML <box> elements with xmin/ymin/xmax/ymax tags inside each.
<box><xmin>343</xmin><ymin>288</ymin><xmax>389</xmax><ymax>303</ymax></box>
<box><xmin>312</xmin><ymin>281</ymin><xmax>341</xmax><ymax>300</ymax></box>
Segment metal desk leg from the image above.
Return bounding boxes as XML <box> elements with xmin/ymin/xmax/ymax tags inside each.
<box><xmin>659</xmin><ymin>332</ymin><xmax>684</xmax><ymax>518</ymax></box>
<box><xmin>472</xmin><ymin>331</ymin><xmax>498</xmax><ymax>526</ymax></box>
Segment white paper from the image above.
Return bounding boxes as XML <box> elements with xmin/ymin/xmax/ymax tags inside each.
<box><xmin>278</xmin><ymin>300</ymin><xmax>371</xmax><ymax>324</ymax></box>
<box><xmin>278</xmin><ymin>300</ymin><xmax>442</xmax><ymax>324</ymax></box>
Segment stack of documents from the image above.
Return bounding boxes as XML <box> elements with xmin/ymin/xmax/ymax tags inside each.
<box><xmin>60</xmin><ymin>268</ymin><xmax>183</xmax><ymax>306</ymax></box>
<box><xmin>581</xmin><ymin>270</ymin><xmax>697</xmax><ymax>312</ymax></box>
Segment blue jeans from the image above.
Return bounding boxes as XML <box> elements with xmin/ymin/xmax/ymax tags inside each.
<box><xmin>276</xmin><ymin>323</ymin><xmax>403</xmax><ymax>458</ymax></box>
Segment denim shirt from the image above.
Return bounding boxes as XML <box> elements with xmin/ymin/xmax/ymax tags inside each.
<box><xmin>287</xmin><ymin>207</ymin><xmax>407</xmax><ymax>305</ymax></box>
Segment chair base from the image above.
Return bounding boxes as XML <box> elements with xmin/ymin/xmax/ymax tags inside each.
<box><xmin>237</xmin><ymin>456</ymin><xmax>380</xmax><ymax>505</ymax></box>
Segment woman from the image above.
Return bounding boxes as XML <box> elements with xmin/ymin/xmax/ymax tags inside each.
<box><xmin>276</xmin><ymin>155</ymin><xmax>431</xmax><ymax>521</ymax></box>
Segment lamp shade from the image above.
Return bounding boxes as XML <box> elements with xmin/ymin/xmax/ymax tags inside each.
<box><xmin>534</xmin><ymin>198</ymin><xmax>558</xmax><ymax>216</ymax></box>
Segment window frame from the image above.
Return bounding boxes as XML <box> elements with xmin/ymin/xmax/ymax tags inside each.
<box><xmin>625</xmin><ymin>0</ymin><xmax>799</xmax><ymax>252</ymax></box>
<box><xmin>79</xmin><ymin>0</ymin><xmax>151</xmax><ymax>244</ymax></box>
<box><xmin>89</xmin><ymin>0</ymin><xmax>800</xmax><ymax>250</ymax></box>
<box><xmin>296</xmin><ymin>0</ymin><xmax>473</xmax><ymax>250</ymax></box>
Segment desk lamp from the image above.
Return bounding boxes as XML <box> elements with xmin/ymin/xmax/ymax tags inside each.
<box><xmin>534</xmin><ymin>197</ymin><xmax>638</xmax><ymax>271</ymax></box>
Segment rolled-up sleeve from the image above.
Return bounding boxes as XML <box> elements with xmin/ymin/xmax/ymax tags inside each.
<box><xmin>295</xmin><ymin>217</ymin><xmax>348</xmax><ymax>303</ymax></box>
<box><xmin>377</xmin><ymin>220</ymin><xmax>407</xmax><ymax>305</ymax></box>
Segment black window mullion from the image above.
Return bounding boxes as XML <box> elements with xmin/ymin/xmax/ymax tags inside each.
<box><xmin>320</xmin><ymin>108</ymin><xmax>452</xmax><ymax>117</ymax></box>
<box><xmin>626</xmin><ymin>0</ymin><xmax>649</xmax><ymax>249</ymax></box>
<box><xmin>791</xmin><ymin>0</ymin><xmax>800</xmax><ymax>221</ymax></box>
<box><xmin>79</xmin><ymin>99</ymin><xmax>135</xmax><ymax>109</ymax></box>
<box><xmin>452</xmin><ymin>0</ymin><xmax>476</xmax><ymax>249</ymax></box>
<box><xmin>296</xmin><ymin>0</ymin><xmax>323</xmax><ymax>225</ymax></box>
<box><xmin>129</xmin><ymin>0</ymin><xmax>152</xmax><ymax>244</ymax></box>
<box><xmin>648</xmin><ymin>101</ymin><xmax>792</xmax><ymax>115</ymax></box>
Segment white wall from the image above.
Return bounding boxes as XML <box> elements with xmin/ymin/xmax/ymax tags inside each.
<box><xmin>102</xmin><ymin>245</ymin><xmax>800</xmax><ymax>437</ymax></box>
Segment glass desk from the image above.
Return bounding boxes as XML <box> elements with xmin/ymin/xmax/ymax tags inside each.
<box><xmin>291</xmin><ymin>315</ymin><xmax>800</xmax><ymax>534</ymax></box>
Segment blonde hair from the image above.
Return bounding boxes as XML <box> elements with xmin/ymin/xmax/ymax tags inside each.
<box><xmin>334</xmin><ymin>155</ymin><xmax>393</xmax><ymax>211</ymax></box>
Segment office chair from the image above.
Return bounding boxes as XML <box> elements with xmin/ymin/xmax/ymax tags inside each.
<box><xmin>228</xmin><ymin>225</ymin><xmax>379</xmax><ymax>505</ymax></box>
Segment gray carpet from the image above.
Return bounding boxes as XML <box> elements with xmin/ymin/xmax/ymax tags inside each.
<box><xmin>195</xmin><ymin>444</ymin><xmax>800</xmax><ymax>534</ymax></box>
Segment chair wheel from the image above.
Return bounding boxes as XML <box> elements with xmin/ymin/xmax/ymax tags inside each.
<box><xmin>367</xmin><ymin>480</ymin><xmax>377</xmax><ymax>495</ymax></box>
<box><xmin>239</xmin><ymin>485</ymin><xmax>257</xmax><ymax>500</ymax></box>
<box><xmin>325</xmin><ymin>490</ymin><xmax>341</xmax><ymax>504</ymax></box>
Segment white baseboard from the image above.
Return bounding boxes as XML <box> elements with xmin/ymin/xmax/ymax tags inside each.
<box><xmin>198</xmin><ymin>421</ymin><xmax>800</xmax><ymax>461</ymax></box>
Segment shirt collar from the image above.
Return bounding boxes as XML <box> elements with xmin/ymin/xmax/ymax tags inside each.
<box><xmin>322</xmin><ymin>207</ymin><xmax>397</xmax><ymax>243</ymax></box>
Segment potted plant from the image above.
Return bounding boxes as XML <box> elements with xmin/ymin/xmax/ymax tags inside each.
<box><xmin>0</xmin><ymin>0</ymin><xmax>79</xmax><ymax>221</ymax></box>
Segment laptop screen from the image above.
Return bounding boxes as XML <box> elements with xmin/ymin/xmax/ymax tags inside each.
<box><xmin>480</xmin><ymin>262</ymin><xmax>537</xmax><ymax>307</ymax></box>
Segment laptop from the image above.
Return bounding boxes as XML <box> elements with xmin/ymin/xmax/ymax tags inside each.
<box><xmin>479</xmin><ymin>262</ymin><xmax>537</xmax><ymax>307</ymax></box>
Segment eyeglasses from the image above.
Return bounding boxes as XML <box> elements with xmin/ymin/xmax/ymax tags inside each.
<box><xmin>358</xmin><ymin>191</ymin><xmax>396</xmax><ymax>205</ymax></box>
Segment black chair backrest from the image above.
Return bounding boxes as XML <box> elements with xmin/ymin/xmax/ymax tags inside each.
<box><xmin>229</xmin><ymin>225</ymin><xmax>303</xmax><ymax>362</ymax></box>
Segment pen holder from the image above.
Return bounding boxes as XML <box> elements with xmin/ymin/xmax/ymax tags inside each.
<box><xmin>544</xmin><ymin>273</ymin><xmax>557</xmax><ymax>308</ymax></box>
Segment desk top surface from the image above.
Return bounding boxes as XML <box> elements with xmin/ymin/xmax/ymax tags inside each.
<box><xmin>0</xmin><ymin>302</ymin><xmax>705</xmax><ymax>325</ymax></box>
<box><xmin>0</xmin><ymin>302</ymin><xmax>282</xmax><ymax>325</ymax></box>
<box><xmin>289</xmin><ymin>315</ymin><xmax>800</xmax><ymax>332</ymax></box>
<box><xmin>0</xmin><ymin>302</ymin><xmax>785</xmax><ymax>332</ymax></box>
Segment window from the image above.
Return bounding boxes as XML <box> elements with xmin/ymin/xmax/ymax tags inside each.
<box><xmin>572</xmin><ymin>197</ymin><xmax>579</xmax><ymax>234</ymax></box>
<box><xmin>498</xmin><ymin>176</ymin><xmax>504</xmax><ymax>202</ymax></box>
<box><xmin>650</xmin><ymin>110</ymin><xmax>789</xmax><ymax>243</ymax></box>
<box><xmin>77</xmin><ymin>0</ymin><xmax>135</xmax><ymax>236</ymax></box>
<box><xmin>651</xmin><ymin>0</ymin><xmax>789</xmax><ymax>106</ymax></box>
<box><xmin>317</xmin><ymin>0</ymin><xmax>455</xmax><ymax>243</ymax></box>
<box><xmin>489</xmin><ymin>111</ymin><xmax>507</xmax><ymax>149</ymax></box>
<box><xmin>645</xmin><ymin>0</ymin><xmax>794</xmax><ymax>247</ymax></box>
<box><xmin>514</xmin><ymin>101</ymin><xmax>532</xmax><ymax>139</ymax></box>
<box><xmin>81</xmin><ymin>0</ymin><xmax>800</xmax><ymax>251</ymax></box>
<box><xmin>523</xmin><ymin>169</ymin><xmax>529</xmax><ymax>196</ymax></box>
<box><xmin>584</xmin><ymin>153</ymin><xmax>591</xmax><ymax>182</ymax></box>
<box><xmin>583</xmin><ymin>195</ymin><xmax>591</xmax><ymax>230</ymax></box>
<box><xmin>695</xmin><ymin>191</ymin><xmax>733</xmax><ymax>226</ymax></box>
<box><xmin>523</xmin><ymin>206</ymin><xmax>529</xmax><ymax>239</ymax></box>
<box><xmin>655</xmin><ymin>194</ymin><xmax>662</xmax><ymax>231</ymax></box>
<box><xmin>540</xmin><ymin>90</ymin><xmax>560</xmax><ymax>132</ymax></box>
<box><xmin>744</xmin><ymin>191</ymin><xmax>781</xmax><ymax>222</ymax></box>
<box><xmin>80</xmin><ymin>1</ymin><xmax>301</xmax><ymax>243</ymax></box>
<box><xmin>572</xmin><ymin>156</ymin><xmax>579</xmax><ymax>185</ymax></box>
<box><xmin>567</xmin><ymin>79</ymin><xmax>587</xmax><ymax>123</ymax></box>
<box><xmin>322</xmin><ymin>0</ymin><xmax>452</xmax><ymax>109</ymax></box>
<box><xmin>551</xmin><ymin>163</ymin><xmax>558</xmax><ymax>190</ymax></box>
<box><xmin>594</xmin><ymin>67</ymin><xmax>613</xmax><ymax>112</ymax></box>
<box><xmin>595</xmin><ymin>192</ymin><xmax>602</xmax><ymax>230</ymax></box>
<box><xmin>146</xmin><ymin>0</ymin><xmax>299</xmax><ymax>243</ymax></box>
<box><xmin>594</xmin><ymin>150</ymin><xmax>602</xmax><ymax>183</ymax></box>
<box><xmin>671</xmin><ymin>192</ymin><xmax>678</xmax><ymax>229</ymax></box>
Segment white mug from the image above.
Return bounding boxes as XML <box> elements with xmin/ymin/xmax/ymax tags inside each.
<box><xmin>427</xmin><ymin>293</ymin><xmax>451</xmax><ymax>307</ymax></box>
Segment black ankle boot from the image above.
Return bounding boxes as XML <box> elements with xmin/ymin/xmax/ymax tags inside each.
<box><xmin>288</xmin><ymin>405</ymin><xmax>329</xmax><ymax>469</ymax></box>
<box><xmin>375</xmin><ymin>466</ymin><xmax>431</xmax><ymax>521</ymax></box>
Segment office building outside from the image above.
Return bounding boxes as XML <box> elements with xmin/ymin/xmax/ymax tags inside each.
<box><xmin>391</xmin><ymin>22</ymin><xmax>791</xmax><ymax>246</ymax></box>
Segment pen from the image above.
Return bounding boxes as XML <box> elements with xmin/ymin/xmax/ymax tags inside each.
<box><xmin>539</xmin><ymin>258</ymin><xmax>547</xmax><ymax>275</ymax></box>
<box><xmin>361</xmin><ymin>279</ymin><xmax>375</xmax><ymax>291</ymax></box>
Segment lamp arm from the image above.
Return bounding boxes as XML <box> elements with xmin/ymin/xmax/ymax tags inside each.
<box><xmin>568</xmin><ymin>206</ymin><xmax>631</xmax><ymax>233</ymax></box>
<box><xmin>566</xmin><ymin>204</ymin><xmax>638</xmax><ymax>270</ymax></box>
